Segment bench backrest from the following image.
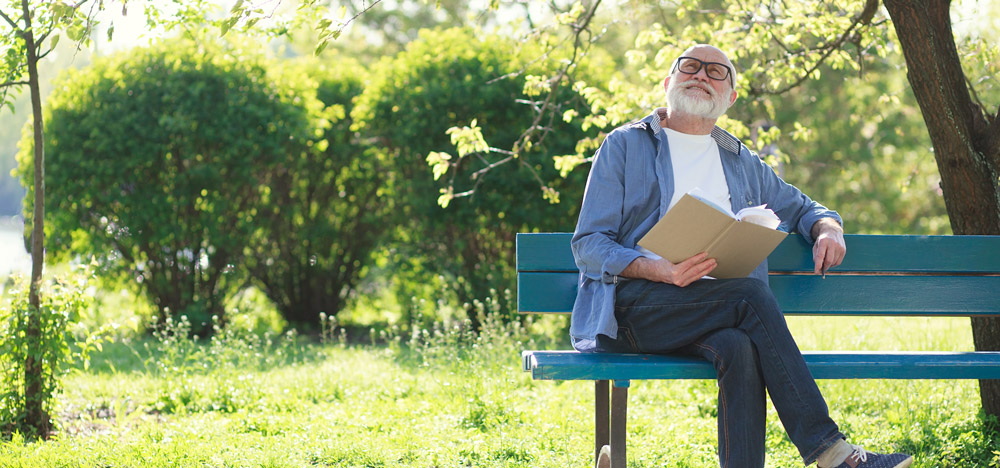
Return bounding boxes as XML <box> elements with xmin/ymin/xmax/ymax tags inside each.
<box><xmin>516</xmin><ymin>233</ymin><xmax>1000</xmax><ymax>316</ymax></box>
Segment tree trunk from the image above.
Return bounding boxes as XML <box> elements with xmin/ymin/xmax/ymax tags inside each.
<box><xmin>883</xmin><ymin>0</ymin><xmax>1000</xmax><ymax>417</ymax></box>
<box><xmin>21</xmin><ymin>0</ymin><xmax>50</xmax><ymax>437</ymax></box>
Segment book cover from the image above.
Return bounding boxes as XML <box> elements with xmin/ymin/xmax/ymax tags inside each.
<box><xmin>637</xmin><ymin>194</ymin><xmax>788</xmax><ymax>278</ymax></box>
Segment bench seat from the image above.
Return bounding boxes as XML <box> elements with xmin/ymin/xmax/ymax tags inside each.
<box><xmin>523</xmin><ymin>350</ymin><xmax>1000</xmax><ymax>381</ymax></box>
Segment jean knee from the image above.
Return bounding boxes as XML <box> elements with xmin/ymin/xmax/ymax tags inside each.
<box><xmin>699</xmin><ymin>328</ymin><xmax>760</xmax><ymax>374</ymax></box>
<box><xmin>727</xmin><ymin>278</ymin><xmax>782</xmax><ymax>318</ymax></box>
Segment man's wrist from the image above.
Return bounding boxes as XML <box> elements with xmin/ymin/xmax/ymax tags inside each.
<box><xmin>620</xmin><ymin>256</ymin><xmax>657</xmax><ymax>282</ymax></box>
<box><xmin>811</xmin><ymin>217</ymin><xmax>843</xmax><ymax>239</ymax></box>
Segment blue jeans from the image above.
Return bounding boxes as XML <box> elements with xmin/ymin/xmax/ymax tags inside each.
<box><xmin>598</xmin><ymin>277</ymin><xmax>844</xmax><ymax>467</ymax></box>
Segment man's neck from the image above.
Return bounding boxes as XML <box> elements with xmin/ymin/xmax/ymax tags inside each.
<box><xmin>658</xmin><ymin>108</ymin><xmax>718</xmax><ymax>135</ymax></box>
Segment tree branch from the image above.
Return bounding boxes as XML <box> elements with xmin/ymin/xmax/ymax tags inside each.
<box><xmin>986</xmin><ymin>105</ymin><xmax>1000</xmax><ymax>166</ymax></box>
<box><xmin>965</xmin><ymin>74</ymin><xmax>988</xmax><ymax>115</ymax></box>
<box><xmin>0</xmin><ymin>9</ymin><xmax>20</xmax><ymax>30</ymax></box>
<box><xmin>37</xmin><ymin>46</ymin><xmax>54</xmax><ymax>61</ymax></box>
<box><xmin>509</xmin><ymin>0</ymin><xmax>601</xmax><ymax>164</ymax></box>
<box><xmin>0</xmin><ymin>80</ymin><xmax>30</xmax><ymax>89</ymax></box>
<box><xmin>448</xmin><ymin>0</ymin><xmax>602</xmax><ymax>204</ymax></box>
<box><xmin>748</xmin><ymin>0</ymin><xmax>879</xmax><ymax>96</ymax></box>
<box><xmin>336</xmin><ymin>0</ymin><xmax>383</xmax><ymax>36</ymax></box>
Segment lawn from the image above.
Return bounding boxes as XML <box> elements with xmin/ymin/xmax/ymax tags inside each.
<box><xmin>1</xmin><ymin>313</ymin><xmax>998</xmax><ymax>467</ymax></box>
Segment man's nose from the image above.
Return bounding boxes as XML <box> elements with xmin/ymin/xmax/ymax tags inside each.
<box><xmin>692</xmin><ymin>66</ymin><xmax>712</xmax><ymax>82</ymax></box>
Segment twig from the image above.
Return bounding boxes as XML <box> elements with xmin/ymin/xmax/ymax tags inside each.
<box><xmin>965</xmin><ymin>74</ymin><xmax>987</xmax><ymax>116</ymax></box>
<box><xmin>37</xmin><ymin>46</ymin><xmax>55</xmax><ymax>60</ymax></box>
<box><xmin>748</xmin><ymin>0</ymin><xmax>879</xmax><ymax>96</ymax></box>
<box><xmin>335</xmin><ymin>0</ymin><xmax>383</xmax><ymax>35</ymax></box>
<box><xmin>509</xmin><ymin>0</ymin><xmax>602</xmax><ymax>167</ymax></box>
<box><xmin>0</xmin><ymin>8</ymin><xmax>21</xmax><ymax>30</ymax></box>
<box><xmin>0</xmin><ymin>80</ymin><xmax>30</xmax><ymax>89</ymax></box>
<box><xmin>447</xmin><ymin>0</ymin><xmax>603</xmax><ymax>202</ymax></box>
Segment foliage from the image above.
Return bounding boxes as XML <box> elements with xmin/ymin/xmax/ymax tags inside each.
<box><xmin>244</xmin><ymin>56</ymin><xmax>389</xmax><ymax>328</ymax></box>
<box><xmin>766</xmin><ymin>38</ymin><xmax>950</xmax><ymax>234</ymax></box>
<box><xmin>0</xmin><ymin>304</ymin><xmax>997</xmax><ymax>466</ymax></box>
<box><xmin>0</xmin><ymin>266</ymin><xmax>110</xmax><ymax>439</ymax></box>
<box><xmin>351</xmin><ymin>27</ymin><xmax>596</xmax><ymax>321</ymax></box>
<box><xmin>16</xmin><ymin>34</ymin><xmax>315</xmax><ymax>335</ymax></box>
<box><xmin>414</xmin><ymin>0</ymin><xmax>992</xmax><ymax>237</ymax></box>
<box><xmin>141</xmin><ymin>313</ymin><xmax>307</xmax><ymax>414</ymax></box>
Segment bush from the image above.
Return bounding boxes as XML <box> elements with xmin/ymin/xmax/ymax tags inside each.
<box><xmin>0</xmin><ymin>267</ymin><xmax>107</xmax><ymax>439</ymax></box>
<box><xmin>244</xmin><ymin>56</ymin><xmax>389</xmax><ymax>329</ymax></box>
<box><xmin>351</xmin><ymin>27</ymin><xmax>595</xmax><ymax>322</ymax></box>
<box><xmin>18</xmin><ymin>34</ymin><xmax>316</xmax><ymax>334</ymax></box>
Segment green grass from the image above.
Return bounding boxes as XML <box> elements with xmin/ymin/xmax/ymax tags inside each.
<box><xmin>1</xmin><ymin>314</ymin><xmax>998</xmax><ymax>467</ymax></box>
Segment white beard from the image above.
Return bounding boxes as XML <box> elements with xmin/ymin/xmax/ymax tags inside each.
<box><xmin>666</xmin><ymin>79</ymin><xmax>731</xmax><ymax>120</ymax></box>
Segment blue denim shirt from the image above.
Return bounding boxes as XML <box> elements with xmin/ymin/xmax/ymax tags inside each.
<box><xmin>570</xmin><ymin>109</ymin><xmax>841</xmax><ymax>350</ymax></box>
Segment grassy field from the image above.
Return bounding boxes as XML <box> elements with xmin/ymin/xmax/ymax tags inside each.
<box><xmin>1</xmin><ymin>312</ymin><xmax>998</xmax><ymax>468</ymax></box>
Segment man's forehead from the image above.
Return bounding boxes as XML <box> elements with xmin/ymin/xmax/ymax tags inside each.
<box><xmin>682</xmin><ymin>45</ymin><xmax>731</xmax><ymax>64</ymax></box>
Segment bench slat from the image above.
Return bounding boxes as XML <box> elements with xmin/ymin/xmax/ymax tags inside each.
<box><xmin>518</xmin><ymin>271</ymin><xmax>1000</xmax><ymax>315</ymax></box>
<box><xmin>523</xmin><ymin>350</ymin><xmax>1000</xmax><ymax>380</ymax></box>
<box><xmin>516</xmin><ymin>233</ymin><xmax>1000</xmax><ymax>274</ymax></box>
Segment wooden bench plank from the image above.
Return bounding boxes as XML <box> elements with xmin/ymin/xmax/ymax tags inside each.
<box><xmin>769</xmin><ymin>275</ymin><xmax>1000</xmax><ymax>315</ymax></box>
<box><xmin>769</xmin><ymin>234</ymin><xmax>1000</xmax><ymax>273</ymax></box>
<box><xmin>517</xmin><ymin>271</ymin><xmax>1000</xmax><ymax>315</ymax></box>
<box><xmin>522</xmin><ymin>350</ymin><xmax>1000</xmax><ymax>380</ymax></box>
<box><xmin>516</xmin><ymin>233</ymin><xmax>1000</xmax><ymax>274</ymax></box>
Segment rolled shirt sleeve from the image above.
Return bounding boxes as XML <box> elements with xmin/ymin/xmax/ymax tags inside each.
<box><xmin>571</xmin><ymin>130</ymin><xmax>644</xmax><ymax>283</ymax></box>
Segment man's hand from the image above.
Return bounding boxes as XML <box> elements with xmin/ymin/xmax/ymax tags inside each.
<box><xmin>811</xmin><ymin>218</ymin><xmax>846</xmax><ymax>276</ymax></box>
<box><xmin>621</xmin><ymin>253</ymin><xmax>717</xmax><ymax>287</ymax></box>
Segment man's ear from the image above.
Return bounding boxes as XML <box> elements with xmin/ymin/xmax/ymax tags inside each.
<box><xmin>728</xmin><ymin>88</ymin><xmax>738</xmax><ymax>106</ymax></box>
<box><xmin>663</xmin><ymin>75</ymin><xmax>671</xmax><ymax>92</ymax></box>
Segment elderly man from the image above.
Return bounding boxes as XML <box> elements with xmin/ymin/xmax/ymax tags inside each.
<box><xmin>570</xmin><ymin>44</ymin><xmax>913</xmax><ymax>468</ymax></box>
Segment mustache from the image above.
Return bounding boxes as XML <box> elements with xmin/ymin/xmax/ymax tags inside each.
<box><xmin>680</xmin><ymin>80</ymin><xmax>718</xmax><ymax>97</ymax></box>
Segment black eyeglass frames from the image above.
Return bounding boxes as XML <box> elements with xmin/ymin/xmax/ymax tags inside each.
<box><xmin>672</xmin><ymin>56</ymin><xmax>733</xmax><ymax>87</ymax></box>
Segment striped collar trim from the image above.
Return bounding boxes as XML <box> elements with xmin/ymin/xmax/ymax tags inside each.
<box><xmin>641</xmin><ymin>108</ymin><xmax>742</xmax><ymax>154</ymax></box>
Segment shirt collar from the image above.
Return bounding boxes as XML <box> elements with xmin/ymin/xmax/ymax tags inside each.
<box><xmin>642</xmin><ymin>108</ymin><xmax>742</xmax><ymax>155</ymax></box>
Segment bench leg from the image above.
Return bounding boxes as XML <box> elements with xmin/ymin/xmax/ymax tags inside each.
<box><xmin>610</xmin><ymin>381</ymin><xmax>629</xmax><ymax>467</ymax></box>
<box><xmin>595</xmin><ymin>380</ymin><xmax>609</xmax><ymax>465</ymax></box>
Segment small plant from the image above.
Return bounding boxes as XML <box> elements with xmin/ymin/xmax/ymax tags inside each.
<box><xmin>0</xmin><ymin>265</ymin><xmax>110</xmax><ymax>439</ymax></box>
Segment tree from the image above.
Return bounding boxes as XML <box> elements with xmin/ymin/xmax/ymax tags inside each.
<box><xmin>880</xmin><ymin>0</ymin><xmax>1000</xmax><ymax>416</ymax></box>
<box><xmin>1</xmin><ymin>0</ymin><xmax>96</xmax><ymax>439</ymax></box>
<box><xmin>245</xmin><ymin>56</ymin><xmax>390</xmax><ymax>328</ymax></box>
<box><xmin>1</xmin><ymin>0</ymin><xmax>223</xmax><ymax>438</ymax></box>
<box><xmin>18</xmin><ymin>35</ymin><xmax>314</xmax><ymax>335</ymax></box>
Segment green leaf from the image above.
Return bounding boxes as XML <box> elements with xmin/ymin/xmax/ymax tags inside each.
<box><xmin>426</xmin><ymin>151</ymin><xmax>452</xmax><ymax>181</ymax></box>
<box><xmin>314</xmin><ymin>38</ymin><xmax>329</xmax><ymax>56</ymax></box>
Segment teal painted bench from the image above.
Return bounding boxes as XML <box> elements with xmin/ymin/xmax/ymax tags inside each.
<box><xmin>517</xmin><ymin>233</ymin><xmax>1000</xmax><ymax>467</ymax></box>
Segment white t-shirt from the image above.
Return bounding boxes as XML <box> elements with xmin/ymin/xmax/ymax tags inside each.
<box><xmin>664</xmin><ymin>127</ymin><xmax>730</xmax><ymax>210</ymax></box>
<box><xmin>637</xmin><ymin>127</ymin><xmax>730</xmax><ymax>260</ymax></box>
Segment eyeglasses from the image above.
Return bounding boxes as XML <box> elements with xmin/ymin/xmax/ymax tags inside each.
<box><xmin>672</xmin><ymin>56</ymin><xmax>733</xmax><ymax>87</ymax></box>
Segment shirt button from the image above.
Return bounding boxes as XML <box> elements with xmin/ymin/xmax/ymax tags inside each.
<box><xmin>747</xmin><ymin>200</ymin><xmax>753</xmax><ymax>206</ymax></box>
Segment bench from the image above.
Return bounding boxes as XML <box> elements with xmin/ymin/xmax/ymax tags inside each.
<box><xmin>517</xmin><ymin>232</ymin><xmax>1000</xmax><ymax>467</ymax></box>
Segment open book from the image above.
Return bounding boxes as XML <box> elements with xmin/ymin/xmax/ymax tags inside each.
<box><xmin>637</xmin><ymin>193</ymin><xmax>788</xmax><ymax>278</ymax></box>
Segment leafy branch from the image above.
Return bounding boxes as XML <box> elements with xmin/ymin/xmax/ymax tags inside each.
<box><xmin>0</xmin><ymin>8</ymin><xmax>19</xmax><ymax>30</ymax></box>
<box><xmin>432</xmin><ymin>0</ymin><xmax>603</xmax><ymax>207</ymax></box>
<box><xmin>0</xmin><ymin>80</ymin><xmax>30</xmax><ymax>89</ymax></box>
<box><xmin>745</xmin><ymin>0</ymin><xmax>880</xmax><ymax>96</ymax></box>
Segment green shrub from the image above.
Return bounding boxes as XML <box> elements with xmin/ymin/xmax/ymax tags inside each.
<box><xmin>0</xmin><ymin>267</ymin><xmax>108</xmax><ymax>439</ymax></box>
<box><xmin>244</xmin><ymin>56</ymin><xmax>390</xmax><ymax>329</ymax></box>
<box><xmin>18</xmin><ymin>34</ymin><xmax>316</xmax><ymax>334</ymax></box>
<box><xmin>351</xmin><ymin>27</ymin><xmax>595</xmax><ymax>323</ymax></box>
